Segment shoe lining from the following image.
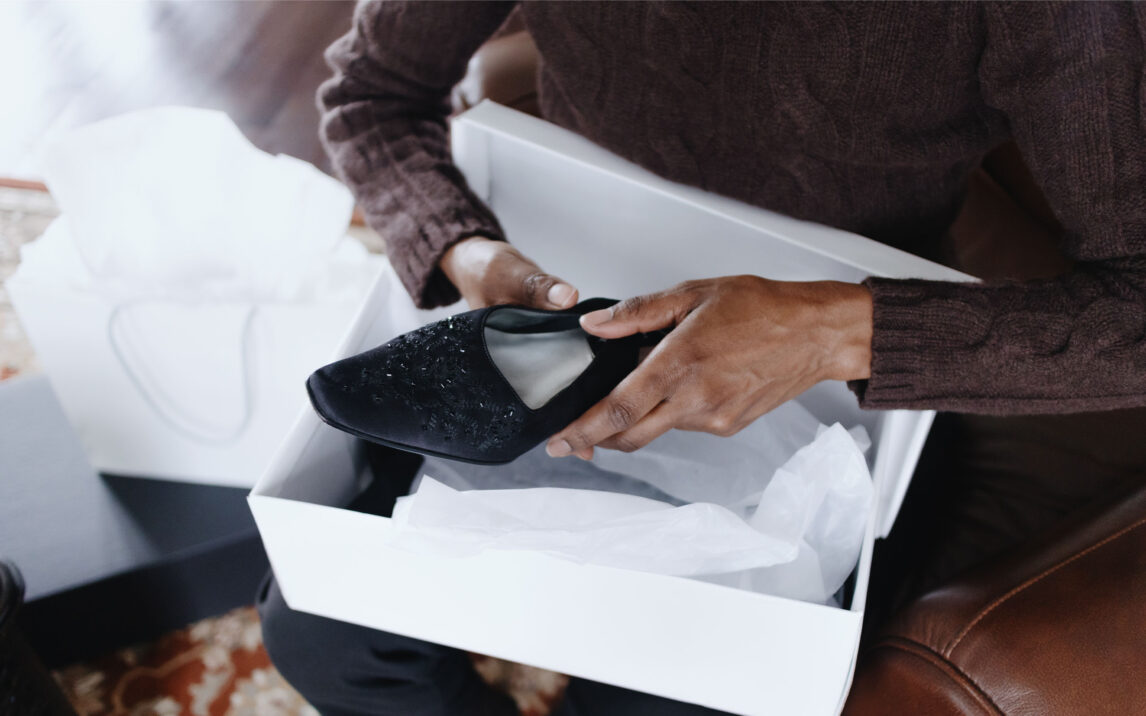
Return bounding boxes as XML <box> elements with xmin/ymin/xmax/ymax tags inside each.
<box><xmin>484</xmin><ymin>310</ymin><xmax>594</xmax><ymax>410</ymax></box>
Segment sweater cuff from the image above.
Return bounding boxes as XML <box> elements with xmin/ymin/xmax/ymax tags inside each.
<box><xmin>380</xmin><ymin>203</ymin><xmax>506</xmax><ymax>310</ymax></box>
<box><xmin>849</xmin><ymin>276</ymin><xmax>985</xmax><ymax>410</ymax></box>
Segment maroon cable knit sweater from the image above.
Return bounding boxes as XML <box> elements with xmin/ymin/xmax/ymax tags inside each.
<box><xmin>318</xmin><ymin>1</ymin><xmax>1146</xmax><ymax>415</ymax></box>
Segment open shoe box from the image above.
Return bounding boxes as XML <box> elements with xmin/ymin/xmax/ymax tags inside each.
<box><xmin>249</xmin><ymin>102</ymin><xmax>973</xmax><ymax>715</ymax></box>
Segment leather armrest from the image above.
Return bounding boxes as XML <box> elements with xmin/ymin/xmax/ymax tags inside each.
<box><xmin>845</xmin><ymin>482</ymin><xmax>1146</xmax><ymax>715</ymax></box>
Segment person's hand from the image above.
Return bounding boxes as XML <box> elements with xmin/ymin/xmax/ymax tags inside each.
<box><xmin>545</xmin><ymin>276</ymin><xmax>873</xmax><ymax>460</ymax></box>
<box><xmin>440</xmin><ymin>236</ymin><xmax>579</xmax><ymax>310</ymax></box>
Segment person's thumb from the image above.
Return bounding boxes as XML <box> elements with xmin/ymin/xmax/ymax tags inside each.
<box><xmin>579</xmin><ymin>290</ymin><xmax>692</xmax><ymax>339</ymax></box>
<box><xmin>513</xmin><ymin>264</ymin><xmax>579</xmax><ymax>310</ymax></box>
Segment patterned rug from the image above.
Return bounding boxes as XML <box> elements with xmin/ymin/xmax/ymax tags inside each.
<box><xmin>51</xmin><ymin>607</ymin><xmax>314</xmax><ymax>716</ymax></box>
<box><xmin>50</xmin><ymin>606</ymin><xmax>565</xmax><ymax>716</ymax></box>
<box><xmin>1</xmin><ymin>184</ymin><xmax>566</xmax><ymax>715</ymax></box>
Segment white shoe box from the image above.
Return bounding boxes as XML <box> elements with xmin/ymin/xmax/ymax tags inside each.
<box><xmin>250</xmin><ymin>102</ymin><xmax>973</xmax><ymax>715</ymax></box>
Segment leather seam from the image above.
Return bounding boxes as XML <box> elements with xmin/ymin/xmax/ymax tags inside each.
<box><xmin>943</xmin><ymin>513</ymin><xmax>1146</xmax><ymax>656</ymax></box>
<box><xmin>868</xmin><ymin>637</ymin><xmax>1005</xmax><ymax>715</ymax></box>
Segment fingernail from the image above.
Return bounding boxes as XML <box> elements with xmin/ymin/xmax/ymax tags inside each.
<box><xmin>580</xmin><ymin>308</ymin><xmax>612</xmax><ymax>327</ymax></box>
<box><xmin>546</xmin><ymin>438</ymin><xmax>572</xmax><ymax>457</ymax></box>
<box><xmin>547</xmin><ymin>283</ymin><xmax>575</xmax><ymax>307</ymax></box>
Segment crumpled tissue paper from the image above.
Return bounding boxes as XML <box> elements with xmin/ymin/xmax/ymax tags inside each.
<box><xmin>29</xmin><ymin>105</ymin><xmax>357</xmax><ymax>302</ymax></box>
<box><xmin>391</xmin><ymin>399</ymin><xmax>873</xmax><ymax>605</ymax></box>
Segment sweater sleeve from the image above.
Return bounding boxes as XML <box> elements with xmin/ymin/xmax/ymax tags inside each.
<box><xmin>319</xmin><ymin>0</ymin><xmax>517</xmax><ymax>307</ymax></box>
<box><xmin>853</xmin><ymin>2</ymin><xmax>1146</xmax><ymax>415</ymax></box>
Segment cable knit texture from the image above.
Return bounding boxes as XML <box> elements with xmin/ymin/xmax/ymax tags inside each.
<box><xmin>319</xmin><ymin>1</ymin><xmax>1146</xmax><ymax>415</ymax></box>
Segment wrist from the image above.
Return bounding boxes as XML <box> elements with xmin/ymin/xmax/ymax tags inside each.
<box><xmin>440</xmin><ymin>234</ymin><xmax>498</xmax><ymax>287</ymax></box>
<box><xmin>823</xmin><ymin>282</ymin><xmax>873</xmax><ymax>381</ymax></box>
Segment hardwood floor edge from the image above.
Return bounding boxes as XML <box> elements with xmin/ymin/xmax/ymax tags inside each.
<box><xmin>0</xmin><ymin>178</ymin><xmax>48</xmax><ymax>192</ymax></box>
<box><xmin>0</xmin><ymin>177</ymin><xmax>371</xmax><ymax>228</ymax></box>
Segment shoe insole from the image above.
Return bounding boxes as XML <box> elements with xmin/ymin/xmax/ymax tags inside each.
<box><xmin>484</xmin><ymin>326</ymin><xmax>595</xmax><ymax>409</ymax></box>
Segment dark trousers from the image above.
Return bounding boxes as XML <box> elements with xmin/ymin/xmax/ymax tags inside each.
<box><xmin>257</xmin><ymin>574</ymin><xmax>725</xmax><ymax>716</ymax></box>
<box><xmin>258</xmin><ymin>411</ymin><xmax>1146</xmax><ymax>715</ymax></box>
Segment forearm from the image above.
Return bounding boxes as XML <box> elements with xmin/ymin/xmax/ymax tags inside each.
<box><xmin>318</xmin><ymin>0</ymin><xmax>515</xmax><ymax>307</ymax></box>
<box><xmin>854</xmin><ymin>257</ymin><xmax>1146</xmax><ymax>414</ymax></box>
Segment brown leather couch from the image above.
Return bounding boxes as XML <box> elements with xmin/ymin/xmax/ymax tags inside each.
<box><xmin>846</xmin><ymin>483</ymin><xmax>1146</xmax><ymax>715</ymax></box>
<box><xmin>454</xmin><ymin>22</ymin><xmax>1146</xmax><ymax>715</ymax></box>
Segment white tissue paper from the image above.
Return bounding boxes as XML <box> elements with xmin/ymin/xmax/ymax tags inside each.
<box><xmin>34</xmin><ymin>106</ymin><xmax>355</xmax><ymax>302</ymax></box>
<box><xmin>391</xmin><ymin>400</ymin><xmax>873</xmax><ymax>605</ymax></box>
<box><xmin>8</xmin><ymin>107</ymin><xmax>386</xmax><ymax>486</ymax></box>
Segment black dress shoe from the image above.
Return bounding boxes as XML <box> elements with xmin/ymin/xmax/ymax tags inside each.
<box><xmin>306</xmin><ymin>298</ymin><xmax>664</xmax><ymax>464</ymax></box>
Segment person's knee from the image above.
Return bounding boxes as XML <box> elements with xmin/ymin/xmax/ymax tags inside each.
<box><xmin>257</xmin><ymin>573</ymin><xmax>489</xmax><ymax>715</ymax></box>
<box><xmin>257</xmin><ymin>577</ymin><xmax>347</xmax><ymax>699</ymax></box>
